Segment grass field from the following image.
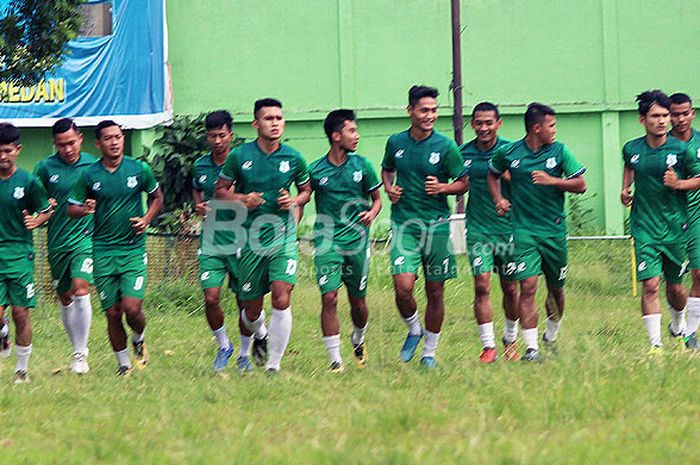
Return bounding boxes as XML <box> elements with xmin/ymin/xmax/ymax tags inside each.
<box><xmin>1</xmin><ymin>240</ymin><xmax>699</xmax><ymax>464</ymax></box>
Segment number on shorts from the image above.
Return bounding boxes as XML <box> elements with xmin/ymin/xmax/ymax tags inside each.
<box><xmin>359</xmin><ymin>275</ymin><xmax>367</xmax><ymax>291</ymax></box>
<box><xmin>442</xmin><ymin>258</ymin><xmax>450</xmax><ymax>274</ymax></box>
<box><xmin>134</xmin><ymin>276</ymin><xmax>144</xmax><ymax>291</ymax></box>
<box><xmin>285</xmin><ymin>259</ymin><xmax>297</xmax><ymax>275</ymax></box>
<box><xmin>80</xmin><ymin>258</ymin><xmax>93</xmax><ymax>274</ymax></box>
<box><xmin>558</xmin><ymin>266</ymin><xmax>568</xmax><ymax>281</ymax></box>
<box><xmin>25</xmin><ymin>283</ymin><xmax>35</xmax><ymax>299</ymax></box>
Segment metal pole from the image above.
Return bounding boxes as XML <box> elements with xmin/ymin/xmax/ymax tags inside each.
<box><xmin>451</xmin><ymin>0</ymin><xmax>465</xmax><ymax>212</ymax></box>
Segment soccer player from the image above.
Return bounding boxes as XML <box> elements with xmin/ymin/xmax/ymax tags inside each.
<box><xmin>308</xmin><ymin>109</ymin><xmax>382</xmax><ymax>372</ymax></box>
<box><xmin>0</xmin><ymin>122</ymin><xmax>52</xmax><ymax>383</ymax></box>
<box><xmin>215</xmin><ymin>98</ymin><xmax>311</xmax><ymax>373</ymax></box>
<box><xmin>621</xmin><ymin>90</ymin><xmax>700</xmax><ymax>352</ymax></box>
<box><xmin>68</xmin><ymin>120</ymin><xmax>163</xmax><ymax>375</ymax></box>
<box><xmin>669</xmin><ymin>92</ymin><xmax>700</xmax><ymax>349</ymax></box>
<box><xmin>193</xmin><ymin>110</ymin><xmax>268</xmax><ymax>372</ymax></box>
<box><xmin>34</xmin><ymin>118</ymin><xmax>97</xmax><ymax>374</ymax></box>
<box><xmin>381</xmin><ymin>85</ymin><xmax>468</xmax><ymax>368</ymax></box>
<box><xmin>460</xmin><ymin>102</ymin><xmax>520</xmax><ymax>363</ymax></box>
<box><xmin>487</xmin><ymin>103</ymin><xmax>587</xmax><ymax>362</ymax></box>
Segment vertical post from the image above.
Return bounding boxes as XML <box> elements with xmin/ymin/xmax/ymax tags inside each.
<box><xmin>451</xmin><ymin>0</ymin><xmax>465</xmax><ymax>212</ymax></box>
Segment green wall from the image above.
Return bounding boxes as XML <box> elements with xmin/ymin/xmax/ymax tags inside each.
<box><xmin>15</xmin><ymin>0</ymin><xmax>700</xmax><ymax>234</ymax></box>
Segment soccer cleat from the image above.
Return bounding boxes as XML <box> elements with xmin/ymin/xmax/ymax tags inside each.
<box><xmin>521</xmin><ymin>348</ymin><xmax>541</xmax><ymax>362</ymax></box>
<box><xmin>352</xmin><ymin>341</ymin><xmax>367</xmax><ymax>368</ymax></box>
<box><xmin>132</xmin><ymin>340</ymin><xmax>148</xmax><ymax>370</ymax></box>
<box><xmin>252</xmin><ymin>336</ymin><xmax>268</xmax><ymax>367</ymax></box>
<box><xmin>648</xmin><ymin>345</ymin><xmax>664</xmax><ymax>356</ymax></box>
<box><xmin>479</xmin><ymin>347</ymin><xmax>497</xmax><ymax>364</ymax></box>
<box><xmin>13</xmin><ymin>370</ymin><xmax>29</xmax><ymax>384</ymax></box>
<box><xmin>264</xmin><ymin>367</ymin><xmax>278</xmax><ymax>375</ymax></box>
<box><xmin>399</xmin><ymin>332</ymin><xmax>423</xmax><ymax>363</ymax></box>
<box><xmin>70</xmin><ymin>352</ymin><xmax>90</xmax><ymax>374</ymax></box>
<box><xmin>542</xmin><ymin>333</ymin><xmax>558</xmax><ymax>355</ymax></box>
<box><xmin>668</xmin><ymin>322</ymin><xmax>684</xmax><ymax>339</ymax></box>
<box><xmin>212</xmin><ymin>346</ymin><xmax>234</xmax><ymax>372</ymax></box>
<box><xmin>329</xmin><ymin>361</ymin><xmax>345</xmax><ymax>373</ymax></box>
<box><xmin>419</xmin><ymin>356</ymin><xmax>437</xmax><ymax>369</ymax></box>
<box><xmin>236</xmin><ymin>355</ymin><xmax>253</xmax><ymax>373</ymax></box>
<box><xmin>685</xmin><ymin>333</ymin><xmax>699</xmax><ymax>351</ymax></box>
<box><xmin>502</xmin><ymin>337</ymin><xmax>521</xmax><ymax>361</ymax></box>
<box><xmin>116</xmin><ymin>365</ymin><xmax>132</xmax><ymax>377</ymax></box>
<box><xmin>0</xmin><ymin>331</ymin><xmax>11</xmax><ymax>359</ymax></box>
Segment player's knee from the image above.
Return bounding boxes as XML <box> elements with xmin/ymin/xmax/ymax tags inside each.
<box><xmin>58</xmin><ymin>293</ymin><xmax>73</xmax><ymax>306</ymax></box>
<box><xmin>474</xmin><ymin>278</ymin><xmax>491</xmax><ymax>298</ymax></box>
<box><xmin>520</xmin><ymin>279</ymin><xmax>538</xmax><ymax>298</ymax></box>
<box><xmin>204</xmin><ymin>293</ymin><xmax>220</xmax><ymax>311</ymax></box>
<box><xmin>425</xmin><ymin>282</ymin><xmax>444</xmax><ymax>301</ymax></box>
<box><xmin>692</xmin><ymin>269</ymin><xmax>700</xmax><ymax>285</ymax></box>
<box><xmin>11</xmin><ymin>307</ymin><xmax>29</xmax><ymax>326</ymax></box>
<box><xmin>272</xmin><ymin>294</ymin><xmax>291</xmax><ymax>310</ymax></box>
<box><xmin>321</xmin><ymin>291</ymin><xmax>338</xmax><ymax>309</ymax></box>
<box><xmin>105</xmin><ymin>305</ymin><xmax>122</xmax><ymax>320</ymax></box>
<box><xmin>395</xmin><ymin>286</ymin><xmax>413</xmax><ymax>304</ymax></box>
<box><xmin>642</xmin><ymin>279</ymin><xmax>660</xmax><ymax>296</ymax></box>
<box><xmin>502</xmin><ymin>280</ymin><xmax>519</xmax><ymax>298</ymax></box>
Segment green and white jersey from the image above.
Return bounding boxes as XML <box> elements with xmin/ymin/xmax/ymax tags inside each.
<box><xmin>0</xmin><ymin>168</ymin><xmax>50</xmax><ymax>260</ymax></box>
<box><xmin>219</xmin><ymin>140</ymin><xmax>309</xmax><ymax>242</ymax></box>
<box><xmin>309</xmin><ymin>153</ymin><xmax>381</xmax><ymax>249</ymax></box>
<box><xmin>34</xmin><ymin>152</ymin><xmax>97</xmax><ymax>253</ymax></box>
<box><xmin>461</xmin><ymin>137</ymin><xmax>512</xmax><ymax>237</ymax></box>
<box><xmin>489</xmin><ymin>139</ymin><xmax>586</xmax><ymax>237</ymax></box>
<box><xmin>677</xmin><ymin>129</ymin><xmax>700</xmax><ymax>225</ymax></box>
<box><xmin>382</xmin><ymin>129</ymin><xmax>465</xmax><ymax>232</ymax></box>
<box><xmin>68</xmin><ymin>156</ymin><xmax>159</xmax><ymax>252</ymax></box>
<box><xmin>623</xmin><ymin>135</ymin><xmax>700</xmax><ymax>243</ymax></box>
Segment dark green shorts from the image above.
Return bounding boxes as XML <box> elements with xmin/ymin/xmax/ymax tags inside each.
<box><xmin>0</xmin><ymin>254</ymin><xmax>36</xmax><ymax>308</ymax></box>
<box><xmin>314</xmin><ymin>245</ymin><xmax>370</xmax><ymax>298</ymax></box>
<box><xmin>48</xmin><ymin>249</ymin><xmax>94</xmax><ymax>295</ymax></box>
<box><xmin>94</xmin><ymin>249</ymin><xmax>148</xmax><ymax>309</ymax></box>
<box><xmin>467</xmin><ymin>233</ymin><xmax>517</xmax><ymax>280</ymax></box>
<box><xmin>237</xmin><ymin>240</ymin><xmax>298</xmax><ymax>301</ymax></box>
<box><xmin>198</xmin><ymin>249</ymin><xmax>240</xmax><ymax>293</ymax></box>
<box><xmin>514</xmin><ymin>234</ymin><xmax>568</xmax><ymax>287</ymax></box>
<box><xmin>389</xmin><ymin>226</ymin><xmax>457</xmax><ymax>281</ymax></box>
<box><xmin>687</xmin><ymin>220</ymin><xmax>700</xmax><ymax>270</ymax></box>
<box><xmin>635</xmin><ymin>239</ymin><xmax>686</xmax><ymax>284</ymax></box>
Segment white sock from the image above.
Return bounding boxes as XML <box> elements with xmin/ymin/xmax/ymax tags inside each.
<box><xmin>521</xmin><ymin>328</ymin><xmax>539</xmax><ymax>350</ymax></box>
<box><xmin>642</xmin><ymin>313</ymin><xmax>663</xmax><ymax>347</ymax></box>
<box><xmin>239</xmin><ymin>335</ymin><xmax>252</xmax><ymax>357</ymax></box>
<box><xmin>686</xmin><ymin>297</ymin><xmax>700</xmax><ymax>336</ymax></box>
<box><xmin>131</xmin><ymin>330</ymin><xmax>145</xmax><ymax>344</ymax></box>
<box><xmin>115</xmin><ymin>348</ymin><xmax>132</xmax><ymax>368</ymax></box>
<box><xmin>15</xmin><ymin>344</ymin><xmax>32</xmax><ymax>372</ymax></box>
<box><xmin>545</xmin><ymin>317</ymin><xmax>562</xmax><ymax>342</ymax></box>
<box><xmin>667</xmin><ymin>303</ymin><xmax>687</xmax><ymax>335</ymax></box>
<box><xmin>402</xmin><ymin>311</ymin><xmax>422</xmax><ymax>336</ymax></box>
<box><xmin>266</xmin><ymin>307</ymin><xmax>292</xmax><ymax>371</ymax></box>
<box><xmin>242</xmin><ymin>310</ymin><xmax>268</xmax><ymax>339</ymax></box>
<box><xmin>503</xmin><ymin>318</ymin><xmax>519</xmax><ymax>343</ymax></box>
<box><xmin>0</xmin><ymin>321</ymin><xmax>8</xmax><ymax>338</ymax></box>
<box><xmin>323</xmin><ymin>334</ymin><xmax>342</xmax><ymax>364</ymax></box>
<box><xmin>212</xmin><ymin>325</ymin><xmax>231</xmax><ymax>350</ymax></box>
<box><xmin>59</xmin><ymin>300</ymin><xmax>76</xmax><ymax>348</ymax></box>
<box><xmin>71</xmin><ymin>295</ymin><xmax>92</xmax><ymax>355</ymax></box>
<box><xmin>421</xmin><ymin>330</ymin><xmax>440</xmax><ymax>358</ymax></box>
<box><xmin>478</xmin><ymin>322</ymin><xmax>495</xmax><ymax>348</ymax></box>
<box><xmin>351</xmin><ymin>325</ymin><xmax>367</xmax><ymax>346</ymax></box>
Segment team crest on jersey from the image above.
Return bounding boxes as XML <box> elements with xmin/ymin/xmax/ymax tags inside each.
<box><xmin>198</xmin><ymin>174</ymin><xmax>207</xmax><ymax>184</ymax></box>
<box><xmin>429</xmin><ymin>152</ymin><xmax>440</xmax><ymax>165</ymax></box>
<box><xmin>12</xmin><ymin>186</ymin><xmax>24</xmax><ymax>199</ymax></box>
<box><xmin>463</xmin><ymin>159</ymin><xmax>472</xmax><ymax>168</ymax></box>
<box><xmin>279</xmin><ymin>161</ymin><xmax>290</xmax><ymax>173</ymax></box>
<box><xmin>319</xmin><ymin>176</ymin><xmax>329</xmax><ymax>186</ymax></box>
<box><xmin>92</xmin><ymin>182</ymin><xmax>101</xmax><ymax>191</ymax></box>
<box><xmin>127</xmin><ymin>176</ymin><xmax>138</xmax><ymax>188</ymax></box>
<box><xmin>395</xmin><ymin>149</ymin><xmax>404</xmax><ymax>158</ymax></box>
<box><xmin>394</xmin><ymin>256</ymin><xmax>405</xmax><ymax>266</ymax></box>
<box><xmin>510</xmin><ymin>159</ymin><xmax>520</xmax><ymax>169</ymax></box>
<box><xmin>49</xmin><ymin>174</ymin><xmax>60</xmax><ymax>183</ymax></box>
<box><xmin>319</xmin><ymin>275</ymin><xmax>328</xmax><ymax>285</ymax></box>
<box><xmin>242</xmin><ymin>160</ymin><xmax>253</xmax><ymax>170</ymax></box>
<box><xmin>353</xmin><ymin>170</ymin><xmax>363</xmax><ymax>182</ymax></box>
<box><xmin>666</xmin><ymin>154</ymin><xmax>678</xmax><ymax>167</ymax></box>
<box><xmin>630</xmin><ymin>154</ymin><xmax>640</xmax><ymax>164</ymax></box>
<box><xmin>242</xmin><ymin>282</ymin><xmax>252</xmax><ymax>292</ymax></box>
<box><xmin>545</xmin><ymin>157</ymin><xmax>557</xmax><ymax>169</ymax></box>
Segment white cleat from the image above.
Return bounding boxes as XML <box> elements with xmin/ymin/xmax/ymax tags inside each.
<box><xmin>70</xmin><ymin>352</ymin><xmax>90</xmax><ymax>374</ymax></box>
<box><xmin>14</xmin><ymin>370</ymin><xmax>30</xmax><ymax>384</ymax></box>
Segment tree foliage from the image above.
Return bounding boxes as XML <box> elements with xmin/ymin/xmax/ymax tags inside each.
<box><xmin>0</xmin><ymin>0</ymin><xmax>83</xmax><ymax>85</ymax></box>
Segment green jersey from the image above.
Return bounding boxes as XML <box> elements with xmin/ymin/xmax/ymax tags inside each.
<box><xmin>68</xmin><ymin>156</ymin><xmax>159</xmax><ymax>252</ymax></box>
<box><xmin>34</xmin><ymin>152</ymin><xmax>97</xmax><ymax>253</ymax></box>
<box><xmin>0</xmin><ymin>168</ymin><xmax>50</xmax><ymax>260</ymax></box>
<box><xmin>677</xmin><ymin>129</ymin><xmax>700</xmax><ymax>224</ymax></box>
<box><xmin>219</xmin><ymin>140</ymin><xmax>309</xmax><ymax>243</ymax></box>
<box><xmin>489</xmin><ymin>139</ymin><xmax>586</xmax><ymax>237</ymax></box>
<box><xmin>461</xmin><ymin>137</ymin><xmax>512</xmax><ymax>237</ymax></box>
<box><xmin>623</xmin><ymin>135</ymin><xmax>700</xmax><ymax>243</ymax></box>
<box><xmin>192</xmin><ymin>152</ymin><xmax>237</xmax><ymax>252</ymax></box>
<box><xmin>382</xmin><ymin>129</ymin><xmax>465</xmax><ymax>232</ymax></box>
<box><xmin>309</xmin><ymin>153</ymin><xmax>381</xmax><ymax>249</ymax></box>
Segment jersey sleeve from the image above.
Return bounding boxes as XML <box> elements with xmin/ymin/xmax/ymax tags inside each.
<box><xmin>191</xmin><ymin>163</ymin><xmax>203</xmax><ymax>191</ymax></box>
<box><xmin>561</xmin><ymin>146</ymin><xmax>586</xmax><ymax>178</ymax></box>
<box><xmin>219</xmin><ymin>149</ymin><xmax>238</xmax><ymax>182</ymax></box>
<box><xmin>68</xmin><ymin>172</ymin><xmax>89</xmax><ymax>206</ymax></box>
<box><xmin>32</xmin><ymin>161</ymin><xmax>48</xmax><ymax>189</ymax></box>
<box><xmin>140</xmin><ymin>161</ymin><xmax>160</xmax><ymax>194</ymax></box>
<box><xmin>683</xmin><ymin>146</ymin><xmax>700</xmax><ymax>178</ymax></box>
<box><xmin>362</xmin><ymin>157</ymin><xmax>382</xmax><ymax>194</ymax></box>
<box><xmin>622</xmin><ymin>143</ymin><xmax>632</xmax><ymax>168</ymax></box>
<box><xmin>445</xmin><ymin>141</ymin><xmax>466</xmax><ymax>180</ymax></box>
<box><xmin>28</xmin><ymin>176</ymin><xmax>51</xmax><ymax>213</ymax></box>
<box><xmin>294</xmin><ymin>154</ymin><xmax>310</xmax><ymax>186</ymax></box>
<box><xmin>381</xmin><ymin>138</ymin><xmax>395</xmax><ymax>171</ymax></box>
<box><xmin>488</xmin><ymin>146</ymin><xmax>508</xmax><ymax>175</ymax></box>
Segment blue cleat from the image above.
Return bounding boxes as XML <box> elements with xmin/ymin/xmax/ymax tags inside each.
<box><xmin>685</xmin><ymin>332</ymin><xmax>699</xmax><ymax>351</ymax></box>
<box><xmin>419</xmin><ymin>356</ymin><xmax>437</xmax><ymax>369</ymax></box>
<box><xmin>236</xmin><ymin>355</ymin><xmax>253</xmax><ymax>372</ymax></box>
<box><xmin>212</xmin><ymin>346</ymin><xmax>234</xmax><ymax>372</ymax></box>
<box><xmin>399</xmin><ymin>332</ymin><xmax>423</xmax><ymax>362</ymax></box>
<box><xmin>521</xmin><ymin>348</ymin><xmax>542</xmax><ymax>362</ymax></box>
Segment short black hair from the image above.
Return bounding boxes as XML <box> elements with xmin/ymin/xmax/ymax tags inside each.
<box><xmin>323</xmin><ymin>109</ymin><xmax>356</xmax><ymax>143</ymax></box>
<box><xmin>524</xmin><ymin>102</ymin><xmax>556</xmax><ymax>132</ymax></box>
<box><xmin>94</xmin><ymin>120</ymin><xmax>121</xmax><ymax>139</ymax></box>
<box><xmin>670</xmin><ymin>92</ymin><xmax>693</xmax><ymax>106</ymax></box>
<box><xmin>636</xmin><ymin>90</ymin><xmax>671</xmax><ymax>116</ymax></box>
<box><xmin>52</xmin><ymin>118</ymin><xmax>79</xmax><ymax>136</ymax></box>
<box><xmin>205</xmin><ymin>110</ymin><xmax>233</xmax><ymax>131</ymax></box>
<box><xmin>253</xmin><ymin>98</ymin><xmax>282</xmax><ymax>119</ymax></box>
<box><xmin>472</xmin><ymin>102</ymin><xmax>500</xmax><ymax>119</ymax></box>
<box><xmin>0</xmin><ymin>122</ymin><xmax>20</xmax><ymax>145</ymax></box>
<box><xmin>408</xmin><ymin>85</ymin><xmax>439</xmax><ymax>107</ymax></box>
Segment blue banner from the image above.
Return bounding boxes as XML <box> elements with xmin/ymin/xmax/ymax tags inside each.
<box><xmin>0</xmin><ymin>0</ymin><xmax>171</xmax><ymax>128</ymax></box>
